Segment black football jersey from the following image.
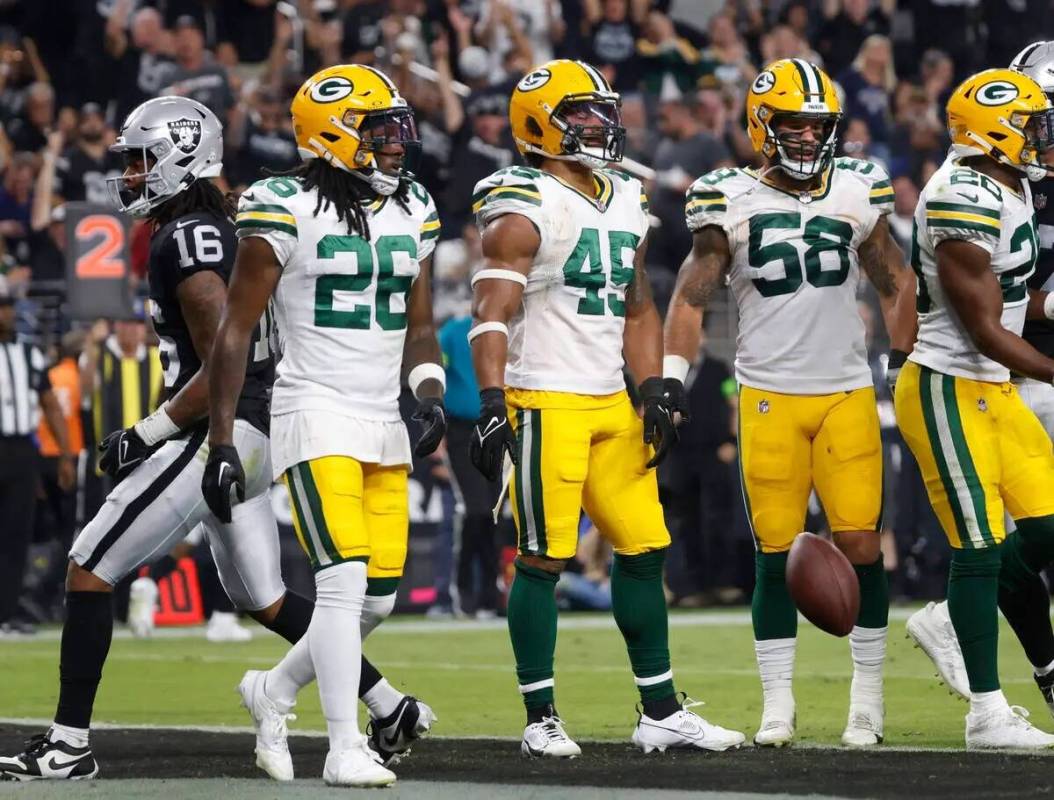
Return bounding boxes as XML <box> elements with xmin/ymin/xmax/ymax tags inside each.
<box><xmin>1024</xmin><ymin>177</ymin><xmax>1054</xmax><ymax>357</ymax></box>
<box><xmin>148</xmin><ymin>211</ymin><xmax>274</xmax><ymax>432</ymax></box>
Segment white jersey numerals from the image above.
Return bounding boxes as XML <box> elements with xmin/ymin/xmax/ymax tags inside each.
<box><xmin>174</xmin><ymin>224</ymin><xmax>224</xmax><ymax>267</ymax></box>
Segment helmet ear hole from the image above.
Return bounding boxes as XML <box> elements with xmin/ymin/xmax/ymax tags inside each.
<box><xmin>526</xmin><ymin>116</ymin><xmax>544</xmax><ymax>138</ymax></box>
<box><xmin>320</xmin><ymin>132</ymin><xmax>340</xmax><ymax>143</ymax></box>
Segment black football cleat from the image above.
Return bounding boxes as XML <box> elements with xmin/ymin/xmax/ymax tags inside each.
<box><xmin>1035</xmin><ymin>670</ymin><xmax>1054</xmax><ymax>720</ymax></box>
<box><xmin>367</xmin><ymin>696</ymin><xmax>437</xmax><ymax>765</ymax></box>
<box><xmin>0</xmin><ymin>731</ymin><xmax>98</xmax><ymax>781</ymax></box>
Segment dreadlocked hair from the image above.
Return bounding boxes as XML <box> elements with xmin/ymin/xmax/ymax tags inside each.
<box><xmin>271</xmin><ymin>160</ymin><xmax>412</xmax><ymax>241</ymax></box>
<box><xmin>150</xmin><ymin>178</ymin><xmax>235</xmax><ymax>230</ymax></box>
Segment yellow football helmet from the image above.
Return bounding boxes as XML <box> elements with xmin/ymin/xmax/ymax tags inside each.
<box><xmin>510</xmin><ymin>59</ymin><xmax>625</xmax><ymax>169</ymax></box>
<box><xmin>746</xmin><ymin>59</ymin><xmax>842</xmax><ymax>180</ymax></box>
<box><xmin>947</xmin><ymin>67</ymin><xmax>1054</xmax><ymax>181</ymax></box>
<box><xmin>291</xmin><ymin>64</ymin><xmax>418</xmax><ymax>195</ymax></box>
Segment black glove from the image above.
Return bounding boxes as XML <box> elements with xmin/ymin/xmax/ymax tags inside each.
<box><xmin>98</xmin><ymin>426</ymin><xmax>153</xmax><ymax>483</ymax></box>
<box><xmin>470</xmin><ymin>387</ymin><xmax>518</xmax><ymax>482</ymax></box>
<box><xmin>202</xmin><ymin>443</ymin><xmax>245</xmax><ymax>524</ymax></box>
<box><xmin>663</xmin><ymin>377</ymin><xmax>691</xmax><ymax>423</ymax></box>
<box><xmin>412</xmin><ymin>396</ymin><xmax>447</xmax><ymax>458</ymax></box>
<box><xmin>887</xmin><ymin>349</ymin><xmax>908</xmax><ymax>397</ymax></box>
<box><xmin>640</xmin><ymin>377</ymin><xmax>678</xmax><ymax>469</ymax></box>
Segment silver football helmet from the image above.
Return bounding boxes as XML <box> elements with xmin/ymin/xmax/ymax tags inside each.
<box><xmin>106</xmin><ymin>96</ymin><xmax>223</xmax><ymax>218</ymax></box>
<box><xmin>1011</xmin><ymin>41</ymin><xmax>1054</xmax><ymax>180</ymax></box>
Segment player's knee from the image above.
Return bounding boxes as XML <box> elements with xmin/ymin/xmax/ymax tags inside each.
<box><xmin>361</xmin><ymin>588</ymin><xmax>397</xmax><ymax>639</ymax></box>
<box><xmin>612</xmin><ymin>548</ymin><xmax>666</xmax><ymax>580</ymax></box>
<box><xmin>832</xmin><ymin>531</ymin><xmax>880</xmax><ymax>565</ymax></box>
<box><xmin>66</xmin><ymin>560</ymin><xmax>113</xmax><ymax>593</ymax></box>
<box><xmin>314</xmin><ymin>560</ymin><xmax>368</xmax><ymax>612</ymax></box>
<box><xmin>516</xmin><ymin>554</ymin><xmax>566</xmax><ymax>575</ymax></box>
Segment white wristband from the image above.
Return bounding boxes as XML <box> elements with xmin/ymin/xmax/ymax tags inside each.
<box><xmin>408</xmin><ymin>362</ymin><xmax>446</xmax><ymax>399</ymax></box>
<box><xmin>663</xmin><ymin>355</ymin><xmax>690</xmax><ymax>383</ymax></box>
<box><xmin>133</xmin><ymin>404</ymin><xmax>180</xmax><ymax>446</ymax></box>
<box><xmin>468</xmin><ymin>321</ymin><xmax>509</xmax><ymax>342</ymax></box>
<box><xmin>1043</xmin><ymin>292</ymin><xmax>1054</xmax><ymax>321</ymax></box>
<box><xmin>471</xmin><ymin>269</ymin><xmax>528</xmax><ymax>287</ymax></box>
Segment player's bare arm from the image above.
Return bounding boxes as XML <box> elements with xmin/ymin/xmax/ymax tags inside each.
<box><xmin>1026</xmin><ymin>287</ymin><xmax>1054</xmax><ymax>321</ymax></box>
<box><xmin>207</xmin><ymin>236</ymin><xmax>282</xmax><ymax>449</ymax></box>
<box><xmin>663</xmin><ymin>225</ymin><xmax>731</xmax><ymax>374</ymax></box>
<box><xmin>858</xmin><ymin>216</ymin><xmax>918</xmax><ymax>354</ymax></box>
<box><xmin>622</xmin><ymin>232</ymin><xmax>661</xmax><ymax>384</ymax></box>
<box><xmin>402</xmin><ymin>252</ymin><xmax>447</xmax><ymax>457</ymax></box>
<box><xmin>937</xmin><ymin>238</ymin><xmax>1054</xmax><ymax>382</ymax></box>
<box><xmin>40</xmin><ymin>387</ymin><xmax>75</xmax><ymax>491</ymax></box>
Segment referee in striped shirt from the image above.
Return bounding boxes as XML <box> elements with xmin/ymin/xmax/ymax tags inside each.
<box><xmin>0</xmin><ymin>283</ymin><xmax>74</xmax><ymax>634</ymax></box>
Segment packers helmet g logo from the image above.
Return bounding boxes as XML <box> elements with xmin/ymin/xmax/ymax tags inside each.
<box><xmin>310</xmin><ymin>76</ymin><xmax>355</xmax><ymax>103</ymax></box>
<box><xmin>752</xmin><ymin>71</ymin><xmax>776</xmax><ymax>95</ymax></box>
<box><xmin>517</xmin><ymin>69</ymin><xmax>551</xmax><ymax>92</ymax></box>
<box><xmin>976</xmin><ymin>80</ymin><xmax>1020</xmax><ymax>106</ymax></box>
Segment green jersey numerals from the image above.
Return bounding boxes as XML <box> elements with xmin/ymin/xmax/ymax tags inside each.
<box><xmin>562</xmin><ymin>227</ymin><xmax>640</xmax><ymax>317</ymax></box>
<box><xmin>747</xmin><ymin>213</ymin><xmax>853</xmax><ymax>297</ymax></box>
<box><xmin>314</xmin><ymin>234</ymin><xmax>416</xmax><ymax>331</ymax></box>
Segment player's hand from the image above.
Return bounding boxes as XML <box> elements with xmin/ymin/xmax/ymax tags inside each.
<box><xmin>640</xmin><ymin>377</ymin><xmax>678</xmax><ymax>469</ymax></box>
<box><xmin>202</xmin><ymin>443</ymin><xmax>245</xmax><ymax>525</ymax></box>
<box><xmin>470</xmin><ymin>387</ymin><xmax>517</xmax><ymax>482</ymax></box>
<box><xmin>886</xmin><ymin>349</ymin><xmax>908</xmax><ymax>397</ymax></box>
<box><xmin>98</xmin><ymin>426</ymin><xmax>152</xmax><ymax>483</ymax></box>
<box><xmin>412</xmin><ymin>396</ymin><xmax>447</xmax><ymax>458</ymax></box>
<box><xmin>663</xmin><ymin>377</ymin><xmax>690</xmax><ymax>425</ymax></box>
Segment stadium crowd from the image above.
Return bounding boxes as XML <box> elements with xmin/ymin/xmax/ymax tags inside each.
<box><xmin>0</xmin><ymin>0</ymin><xmax>1051</xmax><ymax>632</ymax></box>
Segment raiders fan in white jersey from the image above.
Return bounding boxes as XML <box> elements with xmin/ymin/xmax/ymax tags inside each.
<box><xmin>0</xmin><ymin>97</ymin><xmax>315</xmax><ymax>784</ymax></box>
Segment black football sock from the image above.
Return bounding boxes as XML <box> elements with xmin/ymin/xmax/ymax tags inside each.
<box><xmin>359</xmin><ymin>656</ymin><xmax>383</xmax><ymax>697</ymax></box>
<box><xmin>263</xmin><ymin>590</ymin><xmax>314</xmax><ymax>643</ymax></box>
<box><xmin>853</xmin><ymin>555</ymin><xmax>889</xmax><ymax>629</ymax></box>
<box><xmin>752</xmin><ymin>551</ymin><xmax>797</xmax><ymax>640</ymax></box>
<box><xmin>611</xmin><ymin>549</ymin><xmax>678</xmax><ymax>716</ymax></box>
<box><xmin>55</xmin><ymin>591</ymin><xmax>114</xmax><ymax>729</ymax></box>
<box><xmin>948</xmin><ymin>547</ymin><xmax>1002</xmax><ymax>693</ymax></box>
<box><xmin>527</xmin><ymin>702</ymin><xmax>559</xmax><ymax>724</ymax></box>
<box><xmin>999</xmin><ymin>525</ymin><xmax>1054</xmax><ymax>670</ymax></box>
<box><xmin>507</xmin><ymin>560</ymin><xmax>559</xmax><ymax>719</ymax></box>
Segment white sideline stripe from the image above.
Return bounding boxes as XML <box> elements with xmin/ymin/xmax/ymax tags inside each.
<box><xmin>0</xmin><ymin>607</ymin><xmax>935</xmax><ymax>643</ymax></box>
<box><xmin>1</xmin><ymin>716</ymin><xmax>1051</xmax><ymax>756</ymax></box>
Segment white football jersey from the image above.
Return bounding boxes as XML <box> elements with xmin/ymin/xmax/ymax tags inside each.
<box><xmin>685</xmin><ymin>158</ymin><xmax>893</xmax><ymax>394</ymax></box>
<box><xmin>473</xmin><ymin>166</ymin><xmax>649</xmax><ymax>395</ymax></box>
<box><xmin>909</xmin><ymin>157</ymin><xmax>1038</xmax><ymax>382</ymax></box>
<box><xmin>236</xmin><ymin>176</ymin><xmax>440</xmax><ymax>475</ymax></box>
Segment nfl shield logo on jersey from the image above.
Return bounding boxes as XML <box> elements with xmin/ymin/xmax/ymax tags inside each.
<box><xmin>168</xmin><ymin>118</ymin><xmax>202</xmax><ymax>153</ymax></box>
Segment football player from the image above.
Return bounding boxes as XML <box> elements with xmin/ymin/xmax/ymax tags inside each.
<box><xmin>663</xmin><ymin>59</ymin><xmax>917</xmax><ymax>748</ymax></box>
<box><xmin>204</xmin><ymin>65</ymin><xmax>444</xmax><ymax>787</ymax></box>
<box><xmin>894</xmin><ymin>68</ymin><xmax>1054</xmax><ymax>748</ymax></box>
<box><xmin>907</xmin><ymin>49</ymin><xmax>1054</xmax><ymax>729</ymax></box>
<box><xmin>0</xmin><ymin>97</ymin><xmax>316</xmax><ymax>781</ymax></box>
<box><xmin>469</xmin><ymin>59</ymin><xmax>745</xmax><ymax>757</ymax></box>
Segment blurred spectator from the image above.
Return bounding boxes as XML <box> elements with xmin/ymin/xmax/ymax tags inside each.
<box><xmin>840</xmin><ymin>117</ymin><xmax>881</xmax><ymax>169</ymax></box>
<box><xmin>0</xmin><ymin>28</ymin><xmax>51</xmax><ymax>127</ymax></box>
<box><xmin>887</xmin><ymin>175</ymin><xmax>919</xmax><ymax>252</ymax></box>
<box><xmin>583</xmin><ymin>0</ymin><xmax>645</xmax><ymax>93</ymax></box>
<box><xmin>432</xmin><ymin>222</ymin><xmax>481</xmax><ymax>324</ymax></box>
<box><xmin>638</xmin><ymin>10</ymin><xmax>700</xmax><ymax>97</ymax></box>
<box><xmin>55</xmin><ymin>104</ymin><xmax>122</xmax><ymax>205</ymax></box>
<box><xmin>27</xmin><ymin>133</ymin><xmax>67</xmax><ymax>284</ymax></box>
<box><xmin>0</xmin><ymin>152</ymin><xmax>35</xmax><ymax>262</ymax></box>
<box><xmin>0</xmin><ymin>278</ymin><xmax>73</xmax><ymax>635</ymax></box>
<box><xmin>759</xmin><ymin>24</ymin><xmax>820</xmax><ymax>66</ymax></box>
<box><xmin>339</xmin><ymin>0</ymin><xmax>387</xmax><ymax>63</ymax></box>
<box><xmin>647</xmin><ymin>90</ymin><xmax>732</xmax><ymax>277</ymax></box>
<box><xmin>912</xmin><ymin>0</ymin><xmax>984</xmax><ymax>79</ymax></box>
<box><xmin>697</xmin><ymin>87</ymin><xmax>756</xmax><ymax>166</ymax></box>
<box><xmin>226</xmin><ymin>89</ymin><xmax>298</xmax><ymax>191</ymax></box>
<box><xmin>557</xmin><ymin>520</ymin><xmax>612</xmax><ymax>610</ymax></box>
<box><xmin>105</xmin><ymin>4</ymin><xmax>177</xmax><ymax>125</ymax></box>
<box><xmin>697</xmin><ymin>11</ymin><xmax>757</xmax><ymax>95</ymax></box>
<box><xmin>477</xmin><ymin>0</ymin><xmax>565</xmax><ymax>74</ymax></box>
<box><xmin>217</xmin><ymin>0</ymin><xmax>278</xmax><ymax>76</ymax></box>
<box><xmin>6</xmin><ymin>81</ymin><xmax>54</xmax><ymax>153</ymax></box>
<box><xmin>816</xmin><ymin>0</ymin><xmax>892</xmax><ymax>77</ymax></box>
<box><xmin>888</xmin><ymin>80</ymin><xmax>946</xmax><ymax>183</ymax></box>
<box><xmin>161</xmin><ymin>15</ymin><xmax>234</xmax><ymax>121</ymax></box>
<box><xmin>837</xmin><ymin>34</ymin><xmax>895</xmax><ymax>164</ymax></box>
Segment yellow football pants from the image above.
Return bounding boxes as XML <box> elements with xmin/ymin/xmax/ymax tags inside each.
<box><xmin>284</xmin><ymin>455</ymin><xmax>409</xmax><ymax>575</ymax></box>
<box><xmin>894</xmin><ymin>361</ymin><xmax>1054</xmax><ymax>549</ymax></box>
<box><xmin>506</xmin><ymin>388</ymin><xmax>670</xmax><ymax>560</ymax></box>
<box><xmin>738</xmin><ymin>384</ymin><xmax>883</xmax><ymax>553</ymax></box>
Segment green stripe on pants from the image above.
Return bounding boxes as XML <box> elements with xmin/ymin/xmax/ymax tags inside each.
<box><xmin>297</xmin><ymin>463</ymin><xmax>343</xmax><ymax>564</ymax></box>
<box><xmin>939</xmin><ymin>373</ymin><xmax>995</xmax><ymax>546</ymax></box>
<box><xmin>528</xmin><ymin>410</ymin><xmax>547</xmax><ymax>555</ymax></box>
<box><xmin>286</xmin><ymin>468</ymin><xmax>324</xmax><ymax>568</ymax></box>
<box><xmin>514</xmin><ymin>410</ymin><xmax>531</xmax><ymax>553</ymax></box>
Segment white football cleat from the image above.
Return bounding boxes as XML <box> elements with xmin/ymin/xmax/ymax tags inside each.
<box><xmin>966</xmin><ymin>705</ymin><xmax>1054</xmax><ymax>750</ymax></box>
<box><xmin>632</xmin><ymin>698</ymin><xmax>745</xmax><ymax>753</ymax></box>
<box><xmin>206</xmin><ymin>611</ymin><xmax>253</xmax><ymax>643</ymax></box>
<box><xmin>906</xmin><ymin>601</ymin><xmax>969</xmax><ymax>700</ymax></box>
<box><xmin>754</xmin><ymin>705</ymin><xmax>796</xmax><ymax>747</ymax></box>
<box><xmin>238</xmin><ymin>670</ymin><xmax>295</xmax><ymax>781</ymax></box>
<box><xmin>323</xmin><ymin>739</ymin><xmax>396</xmax><ymax>787</ymax></box>
<box><xmin>368</xmin><ymin>696</ymin><xmax>437</xmax><ymax>765</ymax></box>
<box><xmin>127</xmin><ymin>577</ymin><xmax>158</xmax><ymax>638</ymax></box>
<box><xmin>521</xmin><ymin>714</ymin><xmax>581</xmax><ymax>758</ymax></box>
<box><xmin>841</xmin><ymin>703</ymin><xmax>884</xmax><ymax>747</ymax></box>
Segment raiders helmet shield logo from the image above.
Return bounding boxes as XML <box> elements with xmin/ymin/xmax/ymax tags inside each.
<box><xmin>168</xmin><ymin>118</ymin><xmax>202</xmax><ymax>153</ymax></box>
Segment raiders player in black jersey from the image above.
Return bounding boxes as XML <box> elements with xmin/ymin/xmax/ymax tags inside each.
<box><xmin>0</xmin><ymin>97</ymin><xmax>314</xmax><ymax>782</ymax></box>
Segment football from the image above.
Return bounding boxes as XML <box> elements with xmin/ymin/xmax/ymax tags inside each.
<box><xmin>786</xmin><ymin>532</ymin><xmax>860</xmax><ymax>637</ymax></box>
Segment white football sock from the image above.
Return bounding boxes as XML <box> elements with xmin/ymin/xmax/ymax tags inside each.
<box><xmin>362</xmin><ymin>678</ymin><xmax>404</xmax><ymax>720</ymax></box>
<box><xmin>1035</xmin><ymin>658</ymin><xmax>1054</xmax><ymax>678</ymax></box>
<box><xmin>971</xmin><ymin>689</ymin><xmax>1010</xmax><ymax>716</ymax></box>
<box><xmin>361</xmin><ymin>592</ymin><xmax>396</xmax><ymax>640</ymax></box>
<box><xmin>848</xmin><ymin>625</ymin><xmax>886</xmax><ymax>702</ymax></box>
<box><xmin>49</xmin><ymin>723</ymin><xmax>89</xmax><ymax>749</ymax></box>
<box><xmin>755</xmin><ymin>637</ymin><xmax>796</xmax><ymax>711</ymax></box>
<box><xmin>265</xmin><ymin>636</ymin><xmax>315</xmax><ymax>712</ymax></box>
<box><xmin>311</xmin><ymin>560</ymin><xmax>367</xmax><ymax>751</ymax></box>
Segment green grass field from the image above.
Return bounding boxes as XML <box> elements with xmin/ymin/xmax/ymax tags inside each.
<box><xmin>0</xmin><ymin>609</ymin><xmax>1048</xmax><ymax>749</ymax></box>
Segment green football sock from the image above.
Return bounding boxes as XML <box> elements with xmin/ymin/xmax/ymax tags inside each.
<box><xmin>752</xmin><ymin>551</ymin><xmax>797</xmax><ymax>641</ymax></box>
<box><xmin>507</xmin><ymin>560</ymin><xmax>559</xmax><ymax>712</ymax></box>
<box><xmin>854</xmin><ymin>555</ymin><xmax>889</xmax><ymax>629</ymax></box>
<box><xmin>611</xmin><ymin>549</ymin><xmax>676</xmax><ymax>709</ymax></box>
<box><xmin>999</xmin><ymin>521</ymin><xmax>1054</xmax><ymax>670</ymax></box>
<box><xmin>947</xmin><ymin>547</ymin><xmax>1002</xmax><ymax>693</ymax></box>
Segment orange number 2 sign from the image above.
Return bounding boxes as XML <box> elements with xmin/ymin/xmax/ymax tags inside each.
<box><xmin>75</xmin><ymin>215</ymin><xmax>126</xmax><ymax>279</ymax></box>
